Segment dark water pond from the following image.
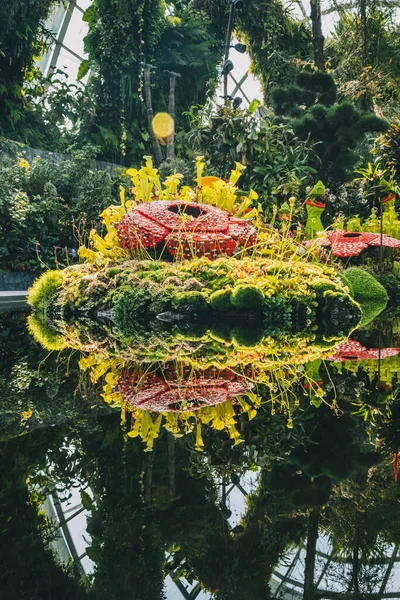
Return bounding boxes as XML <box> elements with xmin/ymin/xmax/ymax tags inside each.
<box><xmin>1</xmin><ymin>308</ymin><xmax>400</xmax><ymax>600</ymax></box>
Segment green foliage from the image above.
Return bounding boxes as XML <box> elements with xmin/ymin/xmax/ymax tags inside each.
<box><xmin>231</xmin><ymin>284</ymin><xmax>264</xmax><ymax>311</ymax></box>
<box><xmin>0</xmin><ymin>1</ymin><xmax>56</xmax><ymax>142</ymax></box>
<box><xmin>0</xmin><ymin>151</ymin><xmax>130</xmax><ymax>272</ymax></box>
<box><xmin>79</xmin><ymin>1</ymin><xmax>221</xmax><ymax>164</ymax></box>
<box><xmin>27</xmin><ymin>312</ymin><xmax>65</xmax><ymax>352</ymax></box>
<box><xmin>79</xmin><ymin>0</ymin><xmax>165</xmax><ymax>164</ymax></box>
<box><xmin>326</xmin><ymin>8</ymin><xmax>400</xmax><ymax>116</ymax></box>
<box><xmin>231</xmin><ymin>323</ymin><xmax>264</xmax><ymax>347</ymax></box>
<box><xmin>342</xmin><ymin>267</ymin><xmax>388</xmax><ymax>326</ymax></box>
<box><xmin>272</xmin><ymin>72</ymin><xmax>337</xmax><ymax>116</ymax></box>
<box><xmin>154</xmin><ymin>7</ymin><xmax>221</xmax><ymax>120</ymax></box>
<box><xmin>263</xmin><ymin>294</ymin><xmax>294</xmax><ymax>335</ymax></box>
<box><xmin>114</xmin><ymin>287</ymin><xmax>154</xmax><ymax>337</ymax></box>
<box><xmin>271</xmin><ymin>73</ymin><xmax>388</xmax><ymax>184</ymax></box>
<box><xmin>376</xmin><ymin>122</ymin><xmax>400</xmax><ymax>177</ymax></box>
<box><xmin>186</xmin><ymin>102</ymin><xmax>316</xmax><ymax>213</ymax></box>
<box><xmin>27</xmin><ymin>270</ymin><xmax>63</xmax><ymax>310</ymax></box>
<box><xmin>209</xmin><ymin>288</ymin><xmax>233</xmax><ymax>311</ymax></box>
<box><xmin>173</xmin><ymin>290</ymin><xmax>208</xmax><ymax>312</ymax></box>
<box><xmin>158</xmin><ymin>157</ymin><xmax>193</xmax><ymax>186</ymax></box>
<box><xmin>199</xmin><ymin>0</ymin><xmax>312</xmax><ymax>100</ymax></box>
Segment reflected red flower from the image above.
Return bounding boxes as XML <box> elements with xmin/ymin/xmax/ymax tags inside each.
<box><xmin>327</xmin><ymin>339</ymin><xmax>400</xmax><ymax>362</ymax></box>
<box><xmin>119</xmin><ymin>363</ymin><xmax>253</xmax><ymax>412</ymax></box>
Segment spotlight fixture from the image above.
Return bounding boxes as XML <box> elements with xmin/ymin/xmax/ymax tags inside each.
<box><xmin>232</xmin><ymin>97</ymin><xmax>243</xmax><ymax>109</ymax></box>
<box><xmin>233</xmin><ymin>0</ymin><xmax>245</xmax><ymax>8</ymax></box>
<box><xmin>222</xmin><ymin>59</ymin><xmax>234</xmax><ymax>75</ymax></box>
<box><xmin>232</xmin><ymin>42</ymin><xmax>247</xmax><ymax>54</ymax></box>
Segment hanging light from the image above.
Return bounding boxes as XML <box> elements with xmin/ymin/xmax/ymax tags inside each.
<box><xmin>222</xmin><ymin>59</ymin><xmax>234</xmax><ymax>75</ymax></box>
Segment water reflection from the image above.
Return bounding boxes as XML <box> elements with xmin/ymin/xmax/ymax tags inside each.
<box><xmin>1</xmin><ymin>310</ymin><xmax>400</xmax><ymax>599</ymax></box>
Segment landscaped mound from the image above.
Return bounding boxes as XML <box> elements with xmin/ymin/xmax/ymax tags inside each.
<box><xmin>27</xmin><ymin>256</ymin><xmax>362</xmax><ymax>368</ymax></box>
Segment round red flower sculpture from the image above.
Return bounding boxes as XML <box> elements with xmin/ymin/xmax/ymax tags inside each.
<box><xmin>327</xmin><ymin>339</ymin><xmax>400</xmax><ymax>362</ymax></box>
<box><xmin>118</xmin><ymin>364</ymin><xmax>252</xmax><ymax>412</ymax></box>
<box><xmin>117</xmin><ymin>200</ymin><xmax>258</xmax><ymax>259</ymax></box>
<box><xmin>319</xmin><ymin>230</ymin><xmax>400</xmax><ymax>258</ymax></box>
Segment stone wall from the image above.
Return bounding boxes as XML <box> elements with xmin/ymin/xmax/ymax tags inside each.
<box><xmin>0</xmin><ymin>271</ymin><xmax>36</xmax><ymax>291</ymax></box>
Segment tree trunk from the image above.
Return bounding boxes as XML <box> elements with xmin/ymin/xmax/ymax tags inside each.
<box><xmin>166</xmin><ymin>74</ymin><xmax>176</xmax><ymax>160</ymax></box>
<box><xmin>304</xmin><ymin>507</ymin><xmax>320</xmax><ymax>600</ymax></box>
<box><xmin>167</xmin><ymin>431</ymin><xmax>176</xmax><ymax>500</ymax></box>
<box><xmin>144</xmin><ymin>67</ymin><xmax>163</xmax><ymax>165</ymax></box>
<box><xmin>349</xmin><ymin>515</ymin><xmax>361</xmax><ymax>595</ymax></box>
<box><xmin>360</xmin><ymin>0</ymin><xmax>367</xmax><ymax>68</ymax></box>
<box><xmin>310</xmin><ymin>0</ymin><xmax>325</xmax><ymax>71</ymax></box>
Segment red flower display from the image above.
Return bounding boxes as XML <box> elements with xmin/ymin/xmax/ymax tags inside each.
<box><xmin>319</xmin><ymin>230</ymin><xmax>400</xmax><ymax>258</ymax></box>
<box><xmin>117</xmin><ymin>200</ymin><xmax>258</xmax><ymax>259</ymax></box>
<box><xmin>327</xmin><ymin>339</ymin><xmax>400</xmax><ymax>362</ymax></box>
<box><xmin>118</xmin><ymin>364</ymin><xmax>253</xmax><ymax>412</ymax></box>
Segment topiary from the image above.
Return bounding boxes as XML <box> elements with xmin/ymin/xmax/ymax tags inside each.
<box><xmin>26</xmin><ymin>312</ymin><xmax>65</xmax><ymax>351</ymax></box>
<box><xmin>173</xmin><ymin>291</ymin><xmax>208</xmax><ymax>313</ymax></box>
<box><xmin>232</xmin><ymin>324</ymin><xmax>264</xmax><ymax>347</ymax></box>
<box><xmin>27</xmin><ymin>270</ymin><xmax>64</xmax><ymax>310</ymax></box>
<box><xmin>342</xmin><ymin>267</ymin><xmax>388</xmax><ymax>326</ymax></box>
<box><xmin>231</xmin><ymin>285</ymin><xmax>264</xmax><ymax>311</ymax></box>
<box><xmin>271</xmin><ymin>72</ymin><xmax>388</xmax><ymax>184</ymax></box>
<box><xmin>209</xmin><ymin>289</ymin><xmax>233</xmax><ymax>311</ymax></box>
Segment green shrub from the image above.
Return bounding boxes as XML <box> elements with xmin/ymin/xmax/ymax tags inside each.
<box><xmin>231</xmin><ymin>285</ymin><xmax>264</xmax><ymax>311</ymax></box>
<box><xmin>232</xmin><ymin>323</ymin><xmax>264</xmax><ymax>347</ymax></box>
<box><xmin>263</xmin><ymin>294</ymin><xmax>293</xmax><ymax>334</ymax></box>
<box><xmin>342</xmin><ymin>267</ymin><xmax>388</xmax><ymax>326</ymax></box>
<box><xmin>114</xmin><ymin>287</ymin><xmax>152</xmax><ymax>337</ymax></box>
<box><xmin>209</xmin><ymin>289</ymin><xmax>232</xmax><ymax>311</ymax></box>
<box><xmin>0</xmin><ymin>153</ymin><xmax>132</xmax><ymax>272</ymax></box>
<box><xmin>27</xmin><ymin>270</ymin><xmax>63</xmax><ymax>310</ymax></box>
<box><xmin>173</xmin><ymin>291</ymin><xmax>208</xmax><ymax>313</ymax></box>
<box><xmin>26</xmin><ymin>312</ymin><xmax>65</xmax><ymax>351</ymax></box>
<box><xmin>210</xmin><ymin>321</ymin><xmax>233</xmax><ymax>343</ymax></box>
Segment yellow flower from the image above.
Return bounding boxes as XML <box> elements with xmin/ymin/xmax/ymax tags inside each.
<box><xmin>195</xmin><ymin>156</ymin><xmax>205</xmax><ymax>186</ymax></box>
<box><xmin>79</xmin><ymin>354</ymin><xmax>97</xmax><ymax>370</ymax></box>
<box><xmin>229</xmin><ymin>162</ymin><xmax>245</xmax><ymax>185</ymax></box>
<box><xmin>195</xmin><ymin>423</ymin><xmax>205</xmax><ymax>451</ymax></box>
<box><xmin>229</xmin><ymin>424</ymin><xmax>243</xmax><ymax>446</ymax></box>
<box><xmin>18</xmin><ymin>158</ymin><xmax>29</xmax><ymax>171</ymax></box>
<box><xmin>21</xmin><ymin>408</ymin><xmax>33</xmax><ymax>420</ymax></box>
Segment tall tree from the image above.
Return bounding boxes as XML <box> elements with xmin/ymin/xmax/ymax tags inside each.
<box><xmin>310</xmin><ymin>0</ymin><xmax>325</xmax><ymax>70</ymax></box>
<box><xmin>0</xmin><ymin>0</ymin><xmax>58</xmax><ymax>142</ymax></box>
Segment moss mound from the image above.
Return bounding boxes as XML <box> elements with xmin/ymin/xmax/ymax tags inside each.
<box><xmin>27</xmin><ymin>312</ymin><xmax>65</xmax><ymax>351</ymax></box>
<box><xmin>231</xmin><ymin>285</ymin><xmax>264</xmax><ymax>311</ymax></box>
<box><xmin>209</xmin><ymin>289</ymin><xmax>233</xmax><ymax>311</ymax></box>
<box><xmin>342</xmin><ymin>267</ymin><xmax>388</xmax><ymax>326</ymax></box>
<box><xmin>27</xmin><ymin>271</ymin><xmax>64</xmax><ymax>310</ymax></box>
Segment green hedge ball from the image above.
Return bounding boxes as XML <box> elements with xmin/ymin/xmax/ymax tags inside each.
<box><xmin>230</xmin><ymin>285</ymin><xmax>264</xmax><ymax>311</ymax></box>
<box><xmin>342</xmin><ymin>267</ymin><xmax>388</xmax><ymax>327</ymax></box>
<box><xmin>209</xmin><ymin>288</ymin><xmax>233</xmax><ymax>311</ymax></box>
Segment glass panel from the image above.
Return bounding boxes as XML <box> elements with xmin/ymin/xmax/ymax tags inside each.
<box><xmin>61</xmin><ymin>6</ymin><xmax>88</xmax><ymax>60</ymax></box>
